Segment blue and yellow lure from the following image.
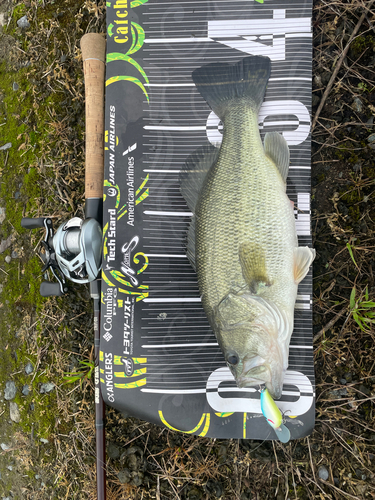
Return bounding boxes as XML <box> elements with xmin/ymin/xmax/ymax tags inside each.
<box><xmin>260</xmin><ymin>388</ymin><xmax>290</xmax><ymax>443</ymax></box>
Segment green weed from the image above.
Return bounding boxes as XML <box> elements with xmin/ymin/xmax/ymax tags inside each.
<box><xmin>63</xmin><ymin>359</ymin><xmax>95</xmax><ymax>388</ymax></box>
<box><xmin>349</xmin><ymin>287</ymin><xmax>375</xmax><ymax>332</ymax></box>
<box><xmin>346</xmin><ymin>242</ymin><xmax>359</xmax><ymax>270</ymax></box>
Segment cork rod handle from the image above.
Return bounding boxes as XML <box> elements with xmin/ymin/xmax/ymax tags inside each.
<box><xmin>80</xmin><ymin>33</ymin><xmax>106</xmax><ymax>201</ymax></box>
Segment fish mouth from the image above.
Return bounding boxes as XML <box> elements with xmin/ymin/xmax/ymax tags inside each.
<box><xmin>236</xmin><ymin>374</ymin><xmax>283</xmax><ymax>399</ymax></box>
<box><xmin>236</xmin><ymin>355</ymin><xmax>284</xmax><ymax>399</ymax></box>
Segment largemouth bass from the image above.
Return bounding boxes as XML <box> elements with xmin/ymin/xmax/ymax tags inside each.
<box><xmin>180</xmin><ymin>56</ymin><xmax>315</xmax><ymax>399</ymax></box>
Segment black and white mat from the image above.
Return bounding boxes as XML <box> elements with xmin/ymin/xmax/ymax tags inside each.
<box><xmin>100</xmin><ymin>0</ymin><xmax>314</xmax><ymax>440</ymax></box>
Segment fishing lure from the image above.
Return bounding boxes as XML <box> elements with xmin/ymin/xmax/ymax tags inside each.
<box><xmin>260</xmin><ymin>387</ymin><xmax>291</xmax><ymax>443</ymax></box>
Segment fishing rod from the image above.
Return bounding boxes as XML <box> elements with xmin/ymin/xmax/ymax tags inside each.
<box><xmin>21</xmin><ymin>33</ymin><xmax>107</xmax><ymax>500</ymax></box>
<box><xmin>81</xmin><ymin>32</ymin><xmax>106</xmax><ymax>500</ymax></box>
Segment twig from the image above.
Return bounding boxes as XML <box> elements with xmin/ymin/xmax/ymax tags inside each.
<box><xmin>313</xmin><ymin>306</ymin><xmax>348</xmax><ymax>343</ymax></box>
<box><xmin>319</xmin><ymin>478</ymin><xmax>360</xmax><ymax>500</ymax></box>
<box><xmin>312</xmin><ymin>0</ymin><xmax>375</xmax><ymax>130</ymax></box>
<box><xmin>307</xmin><ymin>437</ymin><xmax>316</xmax><ymax>484</ymax></box>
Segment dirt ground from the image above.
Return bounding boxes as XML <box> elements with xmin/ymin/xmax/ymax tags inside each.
<box><xmin>0</xmin><ymin>0</ymin><xmax>374</xmax><ymax>499</ymax></box>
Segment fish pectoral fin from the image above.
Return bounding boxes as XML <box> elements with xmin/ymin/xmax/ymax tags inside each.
<box><xmin>264</xmin><ymin>131</ymin><xmax>290</xmax><ymax>183</ymax></box>
<box><xmin>179</xmin><ymin>144</ymin><xmax>219</xmax><ymax>213</ymax></box>
<box><xmin>239</xmin><ymin>242</ymin><xmax>272</xmax><ymax>294</ymax></box>
<box><xmin>293</xmin><ymin>247</ymin><xmax>316</xmax><ymax>284</ymax></box>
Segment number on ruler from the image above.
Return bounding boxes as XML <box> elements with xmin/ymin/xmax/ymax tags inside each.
<box><xmin>207</xmin><ymin>10</ymin><xmax>311</xmax><ymax>61</ymax></box>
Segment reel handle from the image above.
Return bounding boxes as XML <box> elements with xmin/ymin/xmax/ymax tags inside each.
<box><xmin>40</xmin><ymin>281</ymin><xmax>65</xmax><ymax>297</ymax></box>
<box><xmin>80</xmin><ymin>33</ymin><xmax>106</xmax><ymax>205</ymax></box>
<box><xmin>21</xmin><ymin>217</ymin><xmax>47</xmax><ymax>230</ymax></box>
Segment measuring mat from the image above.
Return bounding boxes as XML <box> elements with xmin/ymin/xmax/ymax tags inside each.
<box><xmin>100</xmin><ymin>0</ymin><xmax>314</xmax><ymax>439</ymax></box>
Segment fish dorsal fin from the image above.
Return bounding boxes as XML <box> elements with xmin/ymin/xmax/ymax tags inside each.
<box><xmin>239</xmin><ymin>242</ymin><xmax>272</xmax><ymax>294</ymax></box>
<box><xmin>264</xmin><ymin>132</ymin><xmax>290</xmax><ymax>183</ymax></box>
<box><xmin>180</xmin><ymin>144</ymin><xmax>219</xmax><ymax>213</ymax></box>
<box><xmin>293</xmin><ymin>247</ymin><xmax>316</xmax><ymax>284</ymax></box>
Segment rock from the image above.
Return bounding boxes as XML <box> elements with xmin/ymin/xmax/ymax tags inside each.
<box><xmin>205</xmin><ymin>480</ymin><xmax>223</xmax><ymax>498</ymax></box>
<box><xmin>0</xmin><ymin>236</ymin><xmax>13</xmax><ymax>254</ymax></box>
<box><xmin>22</xmin><ymin>385</ymin><xmax>30</xmax><ymax>396</ymax></box>
<box><xmin>328</xmin><ymin>388</ymin><xmax>348</xmax><ymax>398</ymax></box>
<box><xmin>40</xmin><ymin>438</ymin><xmax>49</xmax><ymax>444</ymax></box>
<box><xmin>4</xmin><ymin>381</ymin><xmax>16</xmax><ymax>400</ymax></box>
<box><xmin>5</xmin><ymin>256</ymin><xmax>11</xmax><ymax>264</ymax></box>
<box><xmin>17</xmin><ymin>16</ymin><xmax>30</xmax><ymax>29</ymax></box>
<box><xmin>118</xmin><ymin>469</ymin><xmax>131</xmax><ymax>484</ymax></box>
<box><xmin>318</xmin><ymin>465</ymin><xmax>329</xmax><ymax>481</ymax></box>
<box><xmin>0</xmin><ymin>207</ymin><xmax>5</xmax><ymax>223</ymax></box>
<box><xmin>11</xmin><ymin>251</ymin><xmax>18</xmax><ymax>259</ymax></box>
<box><xmin>1</xmin><ymin>443</ymin><xmax>10</xmax><ymax>451</ymax></box>
<box><xmin>0</xmin><ymin>143</ymin><xmax>12</xmax><ymax>151</ymax></box>
<box><xmin>12</xmin><ymin>83</ymin><xmax>19</xmax><ymax>91</ymax></box>
<box><xmin>39</xmin><ymin>382</ymin><xmax>55</xmax><ymax>394</ymax></box>
<box><xmin>131</xmin><ymin>472</ymin><xmax>143</xmax><ymax>487</ymax></box>
<box><xmin>25</xmin><ymin>362</ymin><xmax>33</xmax><ymax>375</ymax></box>
<box><xmin>321</xmin><ymin>71</ymin><xmax>331</xmax><ymax>86</ymax></box>
<box><xmin>352</xmin><ymin>97</ymin><xmax>363</xmax><ymax>113</ymax></box>
<box><xmin>107</xmin><ymin>442</ymin><xmax>120</xmax><ymax>459</ymax></box>
<box><xmin>9</xmin><ymin>402</ymin><xmax>20</xmax><ymax>423</ymax></box>
<box><xmin>186</xmin><ymin>487</ymin><xmax>202</xmax><ymax>499</ymax></box>
<box><xmin>314</xmin><ymin>74</ymin><xmax>322</xmax><ymax>87</ymax></box>
<box><xmin>312</xmin><ymin>94</ymin><xmax>321</xmax><ymax>107</ymax></box>
<box><xmin>7</xmin><ymin>465</ymin><xmax>12</xmax><ymax>471</ymax></box>
<box><xmin>367</xmin><ymin>133</ymin><xmax>375</xmax><ymax>143</ymax></box>
<box><xmin>359</xmin><ymin>384</ymin><xmax>371</xmax><ymax>396</ymax></box>
<box><xmin>127</xmin><ymin>453</ymin><xmax>138</xmax><ymax>471</ymax></box>
<box><xmin>14</xmin><ymin>191</ymin><xmax>20</xmax><ymax>200</ymax></box>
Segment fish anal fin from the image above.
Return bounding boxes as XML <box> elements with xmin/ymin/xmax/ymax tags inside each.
<box><xmin>239</xmin><ymin>242</ymin><xmax>272</xmax><ymax>294</ymax></box>
<box><xmin>264</xmin><ymin>132</ymin><xmax>290</xmax><ymax>183</ymax></box>
<box><xmin>180</xmin><ymin>144</ymin><xmax>219</xmax><ymax>213</ymax></box>
<box><xmin>293</xmin><ymin>247</ymin><xmax>316</xmax><ymax>284</ymax></box>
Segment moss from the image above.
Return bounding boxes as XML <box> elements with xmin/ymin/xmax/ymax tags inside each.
<box><xmin>350</xmin><ymin>35</ymin><xmax>375</xmax><ymax>60</ymax></box>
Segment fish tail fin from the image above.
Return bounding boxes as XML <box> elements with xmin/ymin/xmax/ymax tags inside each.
<box><xmin>192</xmin><ymin>56</ymin><xmax>271</xmax><ymax>120</ymax></box>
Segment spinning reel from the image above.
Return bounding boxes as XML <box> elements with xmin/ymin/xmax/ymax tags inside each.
<box><xmin>21</xmin><ymin>216</ymin><xmax>102</xmax><ymax>297</ymax></box>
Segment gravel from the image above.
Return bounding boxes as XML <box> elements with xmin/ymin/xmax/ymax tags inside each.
<box><xmin>4</xmin><ymin>381</ymin><xmax>16</xmax><ymax>401</ymax></box>
<box><xmin>318</xmin><ymin>466</ymin><xmax>329</xmax><ymax>481</ymax></box>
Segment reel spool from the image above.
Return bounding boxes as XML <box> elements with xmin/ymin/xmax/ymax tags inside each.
<box><xmin>21</xmin><ymin>216</ymin><xmax>102</xmax><ymax>296</ymax></box>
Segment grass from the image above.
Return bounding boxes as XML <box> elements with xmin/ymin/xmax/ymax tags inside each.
<box><xmin>63</xmin><ymin>357</ymin><xmax>95</xmax><ymax>387</ymax></box>
<box><xmin>0</xmin><ymin>1</ymin><xmax>104</xmax><ymax>498</ymax></box>
<box><xmin>0</xmin><ymin>0</ymin><xmax>374</xmax><ymax>498</ymax></box>
<box><xmin>349</xmin><ymin>287</ymin><xmax>375</xmax><ymax>332</ymax></box>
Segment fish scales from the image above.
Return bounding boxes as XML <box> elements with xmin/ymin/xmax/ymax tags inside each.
<box><xmin>196</xmin><ymin>101</ymin><xmax>297</xmax><ymax>319</ymax></box>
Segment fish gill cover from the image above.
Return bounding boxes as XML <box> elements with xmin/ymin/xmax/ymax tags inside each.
<box><xmin>100</xmin><ymin>0</ymin><xmax>314</xmax><ymax>440</ymax></box>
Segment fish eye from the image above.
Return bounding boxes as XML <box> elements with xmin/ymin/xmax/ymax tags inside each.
<box><xmin>227</xmin><ymin>354</ymin><xmax>239</xmax><ymax>366</ymax></box>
